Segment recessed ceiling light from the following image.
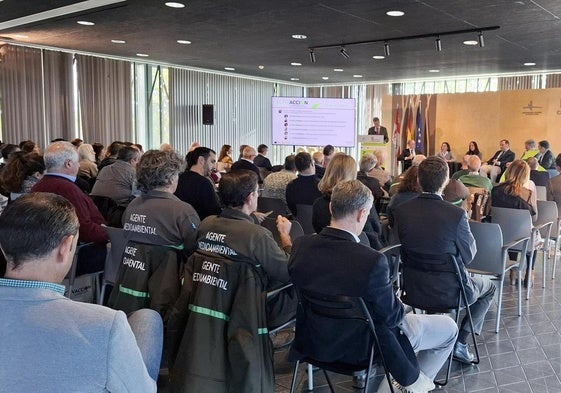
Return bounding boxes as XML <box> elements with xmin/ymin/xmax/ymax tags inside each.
<box><xmin>524</xmin><ymin>62</ymin><xmax>536</xmax><ymax>66</ymax></box>
<box><xmin>291</xmin><ymin>62</ymin><xmax>302</xmax><ymax>66</ymax></box>
<box><xmin>177</xmin><ymin>40</ymin><xmax>191</xmax><ymax>44</ymax></box>
<box><xmin>12</xmin><ymin>34</ymin><xmax>28</xmax><ymax>39</ymax></box>
<box><xmin>372</xmin><ymin>55</ymin><xmax>385</xmax><ymax>60</ymax></box>
<box><xmin>165</xmin><ymin>2</ymin><xmax>185</xmax><ymax>8</ymax></box>
<box><xmin>353</xmin><ymin>74</ymin><xmax>363</xmax><ymax>78</ymax></box>
<box><xmin>291</xmin><ymin>34</ymin><xmax>307</xmax><ymax>39</ymax></box>
<box><xmin>333</xmin><ymin>68</ymin><xmax>344</xmax><ymax>72</ymax></box>
<box><xmin>386</xmin><ymin>10</ymin><xmax>405</xmax><ymax>17</ymax></box>
<box><xmin>224</xmin><ymin>67</ymin><xmax>235</xmax><ymax>71</ymax></box>
<box><xmin>463</xmin><ymin>40</ymin><xmax>478</xmax><ymax>46</ymax></box>
<box><xmin>77</xmin><ymin>20</ymin><xmax>94</xmax><ymax>26</ymax></box>
<box><xmin>322</xmin><ymin>76</ymin><xmax>329</xmax><ymax>80</ymax></box>
<box><xmin>136</xmin><ymin>53</ymin><xmax>149</xmax><ymax>57</ymax></box>
<box><xmin>258</xmin><ymin>65</ymin><xmax>265</xmax><ymax>69</ymax></box>
<box><xmin>290</xmin><ymin>78</ymin><xmax>300</xmax><ymax>81</ymax></box>
<box><xmin>111</xmin><ymin>39</ymin><xmax>126</xmax><ymax>44</ymax></box>
<box><xmin>429</xmin><ymin>69</ymin><xmax>440</xmax><ymax>73</ymax></box>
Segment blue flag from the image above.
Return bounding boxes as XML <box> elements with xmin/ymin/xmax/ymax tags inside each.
<box><xmin>415</xmin><ymin>104</ymin><xmax>423</xmax><ymax>152</ymax></box>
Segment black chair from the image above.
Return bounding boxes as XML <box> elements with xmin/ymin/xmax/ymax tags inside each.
<box><xmin>91</xmin><ymin>195</ymin><xmax>127</xmax><ymax>228</ymax></box>
<box><xmin>380</xmin><ymin>244</ymin><xmax>401</xmax><ymax>292</ymax></box>
<box><xmin>63</xmin><ymin>242</ymin><xmax>100</xmax><ymax>303</ymax></box>
<box><xmin>260</xmin><ymin>217</ymin><xmax>305</xmax><ymax>247</ymax></box>
<box><xmin>257</xmin><ymin>196</ymin><xmax>291</xmax><ymax>217</ymax></box>
<box><xmin>98</xmin><ymin>226</ymin><xmax>128</xmax><ymax>305</ymax></box>
<box><xmin>294</xmin><ymin>204</ymin><xmax>315</xmax><ymax>234</ymax></box>
<box><xmin>289</xmin><ymin>289</ymin><xmax>394</xmax><ymax>393</ymax></box>
<box><xmin>400</xmin><ymin>251</ymin><xmax>479</xmax><ymax>386</ymax></box>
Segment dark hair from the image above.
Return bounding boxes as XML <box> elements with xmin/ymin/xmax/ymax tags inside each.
<box><xmin>257</xmin><ymin>144</ymin><xmax>268</xmax><ymax>153</ymax></box>
<box><xmin>106</xmin><ymin>141</ymin><xmax>124</xmax><ymax>157</ymax></box>
<box><xmin>0</xmin><ymin>192</ymin><xmax>79</xmax><ymax>269</ymax></box>
<box><xmin>117</xmin><ymin>146</ymin><xmax>140</xmax><ymax>162</ymax></box>
<box><xmin>441</xmin><ymin>142</ymin><xmax>451</xmax><ymax>152</ymax></box>
<box><xmin>397</xmin><ymin>166</ymin><xmax>422</xmax><ymax>194</ymax></box>
<box><xmin>218</xmin><ymin>170</ymin><xmax>258</xmax><ymax>208</ymax></box>
<box><xmin>20</xmin><ymin>140</ymin><xmax>37</xmax><ymax>154</ymax></box>
<box><xmin>132</xmin><ymin>143</ymin><xmax>143</xmax><ymax>152</ymax></box>
<box><xmin>71</xmin><ymin>138</ymin><xmax>83</xmax><ymax>147</ymax></box>
<box><xmin>187</xmin><ymin>147</ymin><xmax>215</xmax><ymax>168</ymax></box>
<box><xmin>136</xmin><ymin>150</ymin><xmax>183</xmax><ymax>192</ymax></box>
<box><xmin>92</xmin><ymin>142</ymin><xmax>104</xmax><ymax>162</ymax></box>
<box><xmin>466</xmin><ymin>141</ymin><xmax>480</xmax><ymax>156</ymax></box>
<box><xmin>0</xmin><ymin>152</ymin><xmax>45</xmax><ymax>193</ymax></box>
<box><xmin>418</xmin><ymin>156</ymin><xmax>449</xmax><ymax>193</ymax></box>
<box><xmin>1</xmin><ymin>144</ymin><xmax>19</xmax><ymax>160</ymax></box>
<box><xmin>294</xmin><ymin>152</ymin><xmax>312</xmax><ymax>172</ymax></box>
<box><xmin>323</xmin><ymin>145</ymin><xmax>335</xmax><ymax>156</ymax></box>
<box><xmin>539</xmin><ymin>140</ymin><xmax>550</xmax><ymax>149</ymax></box>
<box><xmin>556</xmin><ymin>153</ymin><xmax>561</xmax><ymax>169</ymax></box>
<box><xmin>284</xmin><ymin>155</ymin><xmax>296</xmax><ymax>171</ymax></box>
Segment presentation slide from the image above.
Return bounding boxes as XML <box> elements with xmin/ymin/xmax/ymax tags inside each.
<box><xmin>271</xmin><ymin>97</ymin><xmax>356</xmax><ymax>147</ymax></box>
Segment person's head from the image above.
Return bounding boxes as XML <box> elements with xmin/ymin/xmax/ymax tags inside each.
<box><xmin>397</xmin><ymin>166</ymin><xmax>422</xmax><ymax>194</ymax></box>
<box><xmin>71</xmin><ymin>138</ymin><xmax>83</xmax><ymax>147</ymax></box>
<box><xmin>373</xmin><ymin>117</ymin><xmax>380</xmax><ymax>126</ymax></box>
<box><xmin>323</xmin><ymin>145</ymin><xmax>335</xmax><ymax>157</ymax></box>
<box><xmin>0</xmin><ymin>192</ymin><xmax>79</xmax><ymax>282</ymax></box>
<box><xmin>20</xmin><ymin>140</ymin><xmax>40</xmax><ymax>154</ymax></box>
<box><xmin>283</xmin><ymin>155</ymin><xmax>296</xmax><ymax>172</ymax></box>
<box><xmin>239</xmin><ymin>144</ymin><xmax>248</xmax><ymax>155</ymax></box>
<box><xmin>106</xmin><ymin>141</ymin><xmax>124</xmax><ymax>158</ymax></box>
<box><xmin>77</xmin><ymin>143</ymin><xmax>95</xmax><ymax>162</ymax></box>
<box><xmin>538</xmin><ymin>140</ymin><xmax>550</xmax><ymax>154</ymax></box>
<box><xmin>373</xmin><ymin>150</ymin><xmax>385</xmax><ymax>168</ymax></box>
<box><xmin>503</xmin><ymin>159</ymin><xmax>530</xmax><ymax>197</ymax></box>
<box><xmin>92</xmin><ymin>142</ymin><xmax>104</xmax><ymax>161</ymax></box>
<box><xmin>1</xmin><ymin>144</ymin><xmax>20</xmax><ymax>161</ymax></box>
<box><xmin>443</xmin><ymin>179</ymin><xmax>470</xmax><ymax>207</ymax></box>
<box><xmin>441</xmin><ymin>142</ymin><xmax>451</xmax><ymax>152</ymax></box>
<box><xmin>218</xmin><ymin>170</ymin><xmax>259</xmax><ymax>211</ymax></box>
<box><xmin>136</xmin><ymin>149</ymin><xmax>183</xmax><ymax>193</ymax></box>
<box><xmin>467</xmin><ymin>155</ymin><xmax>482</xmax><ymax>172</ymax></box>
<box><xmin>44</xmin><ymin>141</ymin><xmax>79</xmax><ymax>176</ymax></box>
<box><xmin>359</xmin><ymin>154</ymin><xmax>377</xmax><ymax>173</ymax></box>
<box><xmin>461</xmin><ymin>154</ymin><xmax>471</xmax><ymax>169</ymax></box>
<box><xmin>330</xmin><ymin>180</ymin><xmax>373</xmax><ymax>234</ymax></box>
<box><xmin>188</xmin><ymin>147</ymin><xmax>216</xmax><ymax>176</ymax></box>
<box><xmin>242</xmin><ymin>146</ymin><xmax>257</xmax><ymax>161</ymax></box>
<box><xmin>524</xmin><ymin>139</ymin><xmax>536</xmax><ymax>151</ymax></box>
<box><xmin>468</xmin><ymin>141</ymin><xmax>479</xmax><ymax>153</ymax></box>
<box><xmin>318</xmin><ymin>154</ymin><xmax>357</xmax><ymax>195</ymax></box>
<box><xmin>411</xmin><ymin>154</ymin><xmax>426</xmax><ymax>167</ymax></box>
<box><xmin>257</xmin><ymin>144</ymin><xmax>268</xmax><ymax>155</ymax></box>
<box><xmin>159</xmin><ymin>143</ymin><xmax>173</xmax><ymax>152</ymax></box>
<box><xmin>218</xmin><ymin>144</ymin><xmax>232</xmax><ymax>161</ymax></box>
<box><xmin>527</xmin><ymin>156</ymin><xmax>539</xmax><ymax>170</ymax></box>
<box><xmin>418</xmin><ymin>156</ymin><xmax>449</xmax><ymax>193</ymax></box>
<box><xmin>132</xmin><ymin>143</ymin><xmax>143</xmax><ymax>153</ymax></box>
<box><xmin>0</xmin><ymin>152</ymin><xmax>45</xmax><ymax>193</ymax></box>
<box><xmin>499</xmin><ymin>139</ymin><xmax>510</xmax><ymax>151</ymax></box>
<box><xmin>312</xmin><ymin>151</ymin><xmax>324</xmax><ymax>166</ymax></box>
<box><xmin>407</xmin><ymin>139</ymin><xmax>416</xmax><ymax>150</ymax></box>
<box><xmin>556</xmin><ymin>153</ymin><xmax>561</xmax><ymax>171</ymax></box>
<box><xmin>188</xmin><ymin>141</ymin><xmax>200</xmax><ymax>152</ymax></box>
<box><xmin>295</xmin><ymin>152</ymin><xmax>314</xmax><ymax>174</ymax></box>
<box><xmin>117</xmin><ymin>146</ymin><xmax>141</xmax><ymax>167</ymax></box>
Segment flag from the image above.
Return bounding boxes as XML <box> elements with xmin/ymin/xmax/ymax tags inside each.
<box><xmin>405</xmin><ymin>104</ymin><xmax>413</xmax><ymax>142</ymax></box>
<box><xmin>415</xmin><ymin>103</ymin><xmax>423</xmax><ymax>152</ymax></box>
<box><xmin>393</xmin><ymin>107</ymin><xmax>401</xmax><ymax>164</ymax></box>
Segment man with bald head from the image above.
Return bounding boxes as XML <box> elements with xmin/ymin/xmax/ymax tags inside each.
<box><xmin>230</xmin><ymin>145</ymin><xmax>261</xmax><ymax>181</ymax></box>
<box><xmin>458</xmin><ymin>155</ymin><xmax>493</xmax><ymax>193</ymax></box>
<box><xmin>451</xmin><ymin>155</ymin><xmax>471</xmax><ymax>180</ymax></box>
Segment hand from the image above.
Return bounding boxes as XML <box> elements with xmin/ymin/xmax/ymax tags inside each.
<box><xmin>253</xmin><ymin>210</ymin><xmax>272</xmax><ymax>223</ymax></box>
<box><xmin>276</xmin><ymin>215</ymin><xmax>292</xmax><ymax>236</ymax></box>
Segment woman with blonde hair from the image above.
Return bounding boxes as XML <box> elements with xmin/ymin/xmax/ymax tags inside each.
<box><xmin>313</xmin><ymin>154</ymin><xmax>383</xmax><ymax>248</ymax></box>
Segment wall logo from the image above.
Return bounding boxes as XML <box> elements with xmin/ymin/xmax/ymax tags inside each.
<box><xmin>522</xmin><ymin>100</ymin><xmax>542</xmax><ymax>116</ymax></box>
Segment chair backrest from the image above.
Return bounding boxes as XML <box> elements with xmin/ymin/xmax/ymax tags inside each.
<box><xmin>537</xmin><ymin>200</ymin><xmax>559</xmax><ymax>238</ymax></box>
<box><xmin>260</xmin><ymin>217</ymin><xmax>305</xmax><ymax>247</ymax></box>
<box><xmin>536</xmin><ymin>185</ymin><xmax>547</xmax><ymax>201</ymax></box>
<box><xmin>400</xmin><ymin>251</ymin><xmax>463</xmax><ymax>311</ymax></box>
<box><xmin>294</xmin><ymin>204</ymin><xmax>315</xmax><ymax>234</ymax></box>
<box><xmin>103</xmin><ymin>226</ymin><xmax>127</xmax><ymax>286</ymax></box>
<box><xmin>466</xmin><ymin>187</ymin><xmax>491</xmax><ymax>221</ymax></box>
<box><xmin>491</xmin><ymin>207</ymin><xmax>532</xmax><ymax>251</ymax></box>
<box><xmin>468</xmin><ymin>221</ymin><xmax>504</xmax><ymax>275</ymax></box>
<box><xmin>91</xmin><ymin>195</ymin><xmax>126</xmax><ymax>228</ymax></box>
<box><xmin>380</xmin><ymin>243</ymin><xmax>401</xmax><ymax>287</ymax></box>
<box><xmin>257</xmin><ymin>196</ymin><xmax>290</xmax><ymax>216</ymax></box>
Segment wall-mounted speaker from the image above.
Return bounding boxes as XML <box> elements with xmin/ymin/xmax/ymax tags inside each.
<box><xmin>202</xmin><ymin>104</ymin><xmax>214</xmax><ymax>125</ymax></box>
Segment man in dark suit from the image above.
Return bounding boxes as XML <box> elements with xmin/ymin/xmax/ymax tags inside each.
<box><xmin>253</xmin><ymin>144</ymin><xmax>273</xmax><ymax>171</ymax></box>
<box><xmin>537</xmin><ymin>140</ymin><xmax>556</xmax><ymax>170</ymax></box>
<box><xmin>230</xmin><ymin>145</ymin><xmax>261</xmax><ymax>181</ymax></box>
<box><xmin>480</xmin><ymin>139</ymin><xmax>515</xmax><ymax>183</ymax></box>
<box><xmin>393</xmin><ymin>156</ymin><xmax>495</xmax><ymax>365</ymax></box>
<box><xmin>397</xmin><ymin>139</ymin><xmax>422</xmax><ymax>173</ymax></box>
<box><xmin>289</xmin><ymin>179</ymin><xmax>457</xmax><ymax>391</ymax></box>
<box><xmin>367</xmin><ymin>117</ymin><xmax>389</xmax><ymax>143</ymax></box>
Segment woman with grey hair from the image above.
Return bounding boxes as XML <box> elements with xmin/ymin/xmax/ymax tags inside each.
<box><xmin>122</xmin><ymin>149</ymin><xmax>200</xmax><ymax>252</ymax></box>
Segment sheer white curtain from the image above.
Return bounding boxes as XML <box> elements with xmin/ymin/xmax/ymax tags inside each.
<box><xmin>76</xmin><ymin>54</ymin><xmax>131</xmax><ymax>145</ymax></box>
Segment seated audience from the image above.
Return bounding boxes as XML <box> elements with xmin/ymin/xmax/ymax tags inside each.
<box><xmin>231</xmin><ymin>145</ymin><xmax>261</xmax><ymax>180</ymax></box>
<box><xmin>370</xmin><ymin>149</ymin><xmax>393</xmax><ymax>190</ymax></box>
<box><xmin>91</xmin><ymin>146</ymin><xmax>141</xmax><ymax>205</ymax></box>
<box><xmin>547</xmin><ymin>154</ymin><xmax>561</xmax><ymax>211</ymax></box>
<box><xmin>393</xmin><ymin>156</ymin><xmax>496</xmax><ymax>364</ymax></box>
<box><xmin>458</xmin><ymin>155</ymin><xmax>493</xmax><ymax>193</ymax></box>
<box><xmin>357</xmin><ymin>154</ymin><xmax>385</xmax><ymax>200</ymax></box>
<box><xmin>480</xmin><ymin>139</ymin><xmax>515</xmax><ymax>184</ymax></box>
<box><xmin>175</xmin><ymin>147</ymin><xmax>222</xmax><ymax>220</ymax></box>
<box><xmin>451</xmin><ymin>155</ymin><xmax>471</xmax><ymax>180</ymax></box>
<box><xmin>78</xmin><ymin>143</ymin><xmax>99</xmax><ymax>180</ymax></box>
<box><xmin>466</xmin><ymin>140</ymin><xmax>482</xmax><ymax>159</ymax></box>
<box><xmin>443</xmin><ymin>178</ymin><xmax>470</xmax><ymax>209</ymax></box>
<box><xmin>261</xmin><ymin>155</ymin><xmax>297</xmax><ymax>202</ymax></box>
<box><xmin>98</xmin><ymin>141</ymin><xmax>124</xmax><ymax>171</ymax></box>
<box><xmin>285</xmin><ymin>152</ymin><xmax>322</xmax><ymax>216</ymax></box>
<box><xmin>312</xmin><ymin>151</ymin><xmax>325</xmax><ymax>178</ymax></box>
<box><xmin>387</xmin><ymin>166</ymin><xmax>421</xmax><ymax>228</ymax></box>
<box><xmin>289</xmin><ymin>180</ymin><xmax>457</xmax><ymax>391</ymax></box>
<box><xmin>0</xmin><ymin>193</ymin><xmax>161</xmax><ymax>391</ymax></box>
<box><xmin>19</xmin><ymin>140</ymin><xmax>40</xmax><ymax>154</ymax></box>
<box><xmin>253</xmin><ymin>143</ymin><xmax>273</xmax><ymax>171</ymax></box>
<box><xmin>492</xmin><ymin>159</ymin><xmax>537</xmax><ymax>220</ymax></box>
<box><xmin>0</xmin><ymin>152</ymin><xmax>45</xmax><ymax>200</ymax></box>
<box><xmin>438</xmin><ymin>142</ymin><xmax>456</xmax><ymax>162</ymax></box>
<box><xmin>389</xmin><ymin>155</ymin><xmax>426</xmax><ymax>196</ymax></box>
<box><xmin>92</xmin><ymin>142</ymin><xmax>104</xmax><ymax>165</ymax></box>
<box><xmin>527</xmin><ymin>156</ymin><xmax>550</xmax><ymax>187</ymax></box>
<box><xmin>217</xmin><ymin>144</ymin><xmax>233</xmax><ymax>172</ymax></box>
<box><xmin>0</xmin><ymin>143</ymin><xmax>21</xmax><ymax>174</ymax></box>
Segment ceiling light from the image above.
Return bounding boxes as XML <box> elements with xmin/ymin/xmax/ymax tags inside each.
<box><xmin>77</xmin><ymin>20</ymin><xmax>94</xmax><ymax>26</ymax></box>
<box><xmin>333</xmin><ymin>68</ymin><xmax>344</xmax><ymax>72</ymax></box>
<box><xmin>463</xmin><ymin>40</ymin><xmax>478</xmax><ymax>46</ymax></box>
<box><xmin>291</xmin><ymin>62</ymin><xmax>302</xmax><ymax>66</ymax></box>
<box><xmin>292</xmin><ymin>34</ymin><xmax>307</xmax><ymax>40</ymax></box>
<box><xmin>384</xmin><ymin>42</ymin><xmax>390</xmax><ymax>57</ymax></box>
<box><xmin>165</xmin><ymin>2</ymin><xmax>185</xmax><ymax>8</ymax></box>
<box><xmin>224</xmin><ymin>67</ymin><xmax>235</xmax><ymax>71</ymax></box>
<box><xmin>429</xmin><ymin>69</ymin><xmax>440</xmax><ymax>73</ymax></box>
<box><xmin>136</xmin><ymin>53</ymin><xmax>149</xmax><ymax>57</ymax></box>
<box><xmin>111</xmin><ymin>39</ymin><xmax>126</xmax><ymax>44</ymax></box>
<box><xmin>340</xmin><ymin>47</ymin><xmax>350</xmax><ymax>59</ymax></box>
<box><xmin>353</xmin><ymin>75</ymin><xmax>363</xmax><ymax>78</ymax></box>
<box><xmin>309</xmin><ymin>49</ymin><xmax>316</xmax><ymax>63</ymax></box>
<box><xmin>290</xmin><ymin>78</ymin><xmax>299</xmax><ymax>81</ymax></box>
<box><xmin>523</xmin><ymin>62</ymin><xmax>536</xmax><ymax>66</ymax></box>
<box><xmin>478</xmin><ymin>31</ymin><xmax>485</xmax><ymax>47</ymax></box>
<box><xmin>435</xmin><ymin>37</ymin><xmax>442</xmax><ymax>51</ymax></box>
<box><xmin>386</xmin><ymin>10</ymin><xmax>405</xmax><ymax>17</ymax></box>
<box><xmin>177</xmin><ymin>40</ymin><xmax>191</xmax><ymax>44</ymax></box>
<box><xmin>372</xmin><ymin>55</ymin><xmax>385</xmax><ymax>60</ymax></box>
<box><xmin>258</xmin><ymin>65</ymin><xmax>264</xmax><ymax>69</ymax></box>
<box><xmin>322</xmin><ymin>77</ymin><xmax>329</xmax><ymax>80</ymax></box>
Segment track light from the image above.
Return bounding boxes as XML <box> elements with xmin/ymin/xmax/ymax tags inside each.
<box><xmin>309</xmin><ymin>49</ymin><xmax>316</xmax><ymax>63</ymax></box>
<box><xmin>384</xmin><ymin>41</ymin><xmax>390</xmax><ymax>57</ymax></box>
<box><xmin>478</xmin><ymin>31</ymin><xmax>484</xmax><ymax>47</ymax></box>
<box><xmin>340</xmin><ymin>47</ymin><xmax>350</xmax><ymax>59</ymax></box>
<box><xmin>435</xmin><ymin>36</ymin><xmax>442</xmax><ymax>51</ymax></box>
